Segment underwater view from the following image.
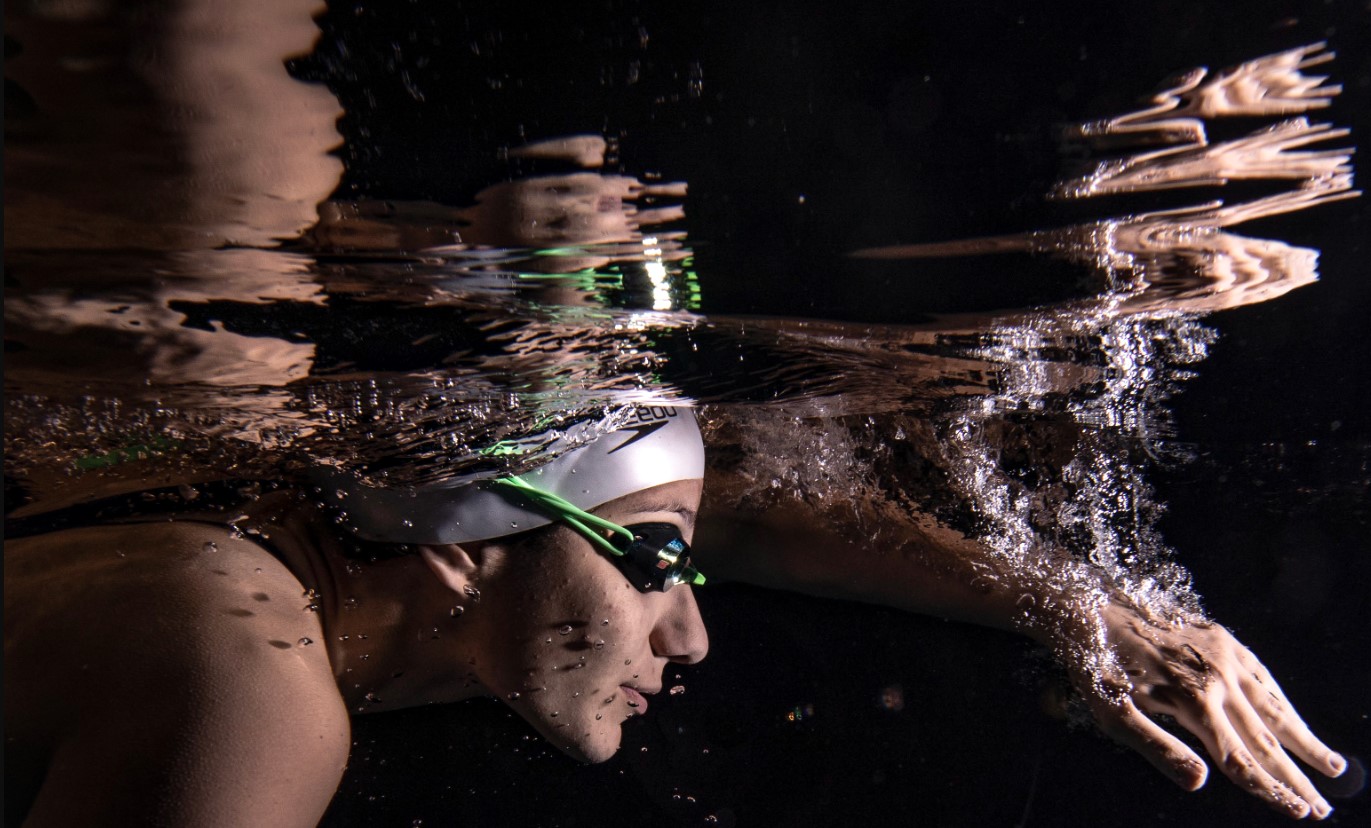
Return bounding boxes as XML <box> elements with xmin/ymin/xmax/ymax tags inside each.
<box><xmin>5</xmin><ymin>1</ymin><xmax>1369</xmax><ymax>826</ymax></box>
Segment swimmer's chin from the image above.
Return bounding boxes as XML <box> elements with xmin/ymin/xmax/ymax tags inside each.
<box><xmin>543</xmin><ymin>722</ymin><xmax>624</xmax><ymax>764</ymax></box>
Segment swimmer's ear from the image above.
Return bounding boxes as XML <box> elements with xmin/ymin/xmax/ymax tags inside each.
<box><xmin>417</xmin><ymin>542</ymin><xmax>494</xmax><ymax>594</ymax></box>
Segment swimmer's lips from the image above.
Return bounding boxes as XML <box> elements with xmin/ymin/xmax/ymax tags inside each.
<box><xmin>620</xmin><ymin>684</ymin><xmax>654</xmax><ymax>714</ymax></box>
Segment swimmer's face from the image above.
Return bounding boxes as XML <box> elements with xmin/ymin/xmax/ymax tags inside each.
<box><xmin>468</xmin><ymin>479</ymin><xmax>708</xmax><ymax>763</ymax></box>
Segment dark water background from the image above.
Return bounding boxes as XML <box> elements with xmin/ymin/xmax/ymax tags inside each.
<box><xmin>6</xmin><ymin>1</ymin><xmax>1371</xmax><ymax>826</ymax></box>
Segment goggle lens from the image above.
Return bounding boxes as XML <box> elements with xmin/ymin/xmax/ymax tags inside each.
<box><xmin>618</xmin><ymin>522</ymin><xmax>705</xmax><ymax>592</ymax></box>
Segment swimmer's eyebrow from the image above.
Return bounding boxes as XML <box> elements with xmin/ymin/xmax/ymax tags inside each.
<box><xmin>627</xmin><ymin>500</ymin><xmax>697</xmax><ymax>529</ymax></box>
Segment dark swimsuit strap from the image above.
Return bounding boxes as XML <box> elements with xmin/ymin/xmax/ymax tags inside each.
<box><xmin>3</xmin><ymin>479</ymin><xmax>286</xmax><ymax>540</ymax></box>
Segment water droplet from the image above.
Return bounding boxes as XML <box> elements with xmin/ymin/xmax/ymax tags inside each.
<box><xmin>507</xmin><ymin>691</ymin><xmax>521</xmax><ymax>700</ymax></box>
<box><xmin>343</xmin><ymin>596</ymin><xmax>359</xmax><ymax>610</ymax></box>
<box><xmin>879</xmin><ymin>684</ymin><xmax>905</xmax><ymax>712</ymax></box>
<box><xmin>572</xmin><ymin>662</ymin><xmax>586</xmax><ymax>669</ymax></box>
<box><xmin>364</xmin><ymin>692</ymin><xmax>381</xmax><ymax>704</ymax></box>
<box><xmin>624</xmin><ymin>659</ymin><xmax>632</xmax><ymax>665</ymax></box>
<box><xmin>464</xmin><ymin>585</ymin><xmax>481</xmax><ymax>602</ymax></box>
<box><xmin>670</xmin><ymin>685</ymin><xmax>685</xmax><ymax>695</ymax></box>
<box><xmin>601</xmin><ymin>619</ymin><xmax>610</xmax><ymax>626</ymax></box>
<box><xmin>550</xmin><ymin>711</ymin><xmax>559</xmax><ymax>718</ymax></box>
<box><xmin>202</xmin><ymin>541</ymin><xmax>218</xmax><ymax>553</ymax></box>
<box><xmin>557</xmin><ymin>624</ymin><xmax>574</xmax><ymax>636</ymax></box>
<box><xmin>298</xmin><ymin>637</ymin><xmax>313</xmax><ymax>646</ymax></box>
<box><xmin>594</xmin><ymin>639</ymin><xmax>606</xmax><ymax>649</ymax></box>
<box><xmin>401</xmin><ymin>518</ymin><xmax>413</xmax><ymax>528</ymax></box>
<box><xmin>595</xmin><ymin>714</ymin><xmax>603</xmax><ymax>720</ymax></box>
<box><xmin>450</xmin><ymin>605</ymin><xmax>465</xmax><ymax>618</ymax></box>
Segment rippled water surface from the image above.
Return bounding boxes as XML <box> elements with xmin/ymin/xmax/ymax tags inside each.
<box><xmin>6</xmin><ymin>2</ymin><xmax>1370</xmax><ymax>826</ymax></box>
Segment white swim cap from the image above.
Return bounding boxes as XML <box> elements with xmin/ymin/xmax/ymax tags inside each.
<box><xmin>315</xmin><ymin>406</ymin><xmax>703</xmax><ymax>544</ymax></box>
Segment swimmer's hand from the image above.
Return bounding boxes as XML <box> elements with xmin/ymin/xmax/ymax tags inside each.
<box><xmin>1073</xmin><ymin>601</ymin><xmax>1346</xmax><ymax>820</ymax></box>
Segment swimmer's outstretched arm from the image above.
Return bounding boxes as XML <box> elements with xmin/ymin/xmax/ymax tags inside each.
<box><xmin>694</xmin><ymin>485</ymin><xmax>1347</xmax><ymax>820</ymax></box>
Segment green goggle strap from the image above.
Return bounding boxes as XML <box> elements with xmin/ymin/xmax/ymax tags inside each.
<box><xmin>492</xmin><ymin>476</ymin><xmax>633</xmax><ymax>557</ymax></box>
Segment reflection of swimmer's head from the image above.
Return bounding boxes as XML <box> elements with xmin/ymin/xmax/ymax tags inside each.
<box><xmin>317</xmin><ymin>406</ymin><xmax>704</xmax><ymax>545</ymax></box>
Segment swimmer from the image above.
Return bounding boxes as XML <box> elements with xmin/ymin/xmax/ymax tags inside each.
<box><xmin>4</xmin><ymin>408</ymin><xmax>708</xmax><ymax>825</ymax></box>
<box><xmin>4</xmin><ymin>408</ymin><xmax>1347</xmax><ymax>824</ymax></box>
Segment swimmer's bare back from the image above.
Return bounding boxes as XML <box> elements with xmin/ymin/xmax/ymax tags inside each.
<box><xmin>5</xmin><ymin>522</ymin><xmax>350</xmax><ymax>827</ymax></box>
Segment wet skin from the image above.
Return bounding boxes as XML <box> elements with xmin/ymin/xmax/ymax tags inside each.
<box><xmin>3</xmin><ymin>479</ymin><xmax>706</xmax><ymax>826</ymax></box>
<box><xmin>435</xmin><ymin>479</ymin><xmax>709</xmax><ymax>761</ymax></box>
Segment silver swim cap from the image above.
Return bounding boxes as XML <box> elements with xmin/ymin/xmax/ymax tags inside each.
<box><xmin>315</xmin><ymin>406</ymin><xmax>703</xmax><ymax>544</ymax></box>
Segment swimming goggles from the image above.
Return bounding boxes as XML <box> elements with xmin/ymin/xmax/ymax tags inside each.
<box><xmin>492</xmin><ymin>476</ymin><xmax>705</xmax><ymax>592</ymax></box>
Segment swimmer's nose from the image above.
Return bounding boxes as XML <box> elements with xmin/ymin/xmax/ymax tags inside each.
<box><xmin>651</xmin><ymin>585</ymin><xmax>709</xmax><ymax>665</ymax></box>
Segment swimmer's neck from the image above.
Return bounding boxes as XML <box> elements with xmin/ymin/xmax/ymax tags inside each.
<box><xmin>326</xmin><ymin>546</ymin><xmax>494</xmax><ymax>713</ymax></box>
<box><xmin>267</xmin><ymin>503</ymin><xmax>492</xmax><ymax>713</ymax></box>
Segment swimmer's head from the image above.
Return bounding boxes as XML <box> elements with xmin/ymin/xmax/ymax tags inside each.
<box><xmin>315</xmin><ymin>407</ymin><xmax>709</xmax><ymax>762</ymax></box>
<box><xmin>315</xmin><ymin>405</ymin><xmax>705</xmax><ymax>545</ymax></box>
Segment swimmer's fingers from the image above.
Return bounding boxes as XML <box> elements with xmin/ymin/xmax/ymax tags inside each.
<box><xmin>633</xmin><ymin>205</ymin><xmax>688</xmax><ymax>226</ymax></box>
<box><xmin>1218</xmin><ymin>686</ymin><xmax>1333</xmax><ymax>819</ymax></box>
<box><xmin>1141</xmin><ymin>631</ymin><xmax>1333</xmax><ymax>820</ymax></box>
<box><xmin>637</xmin><ymin>181</ymin><xmax>689</xmax><ymax>199</ymax></box>
<box><xmin>1237</xmin><ymin>658</ymin><xmax>1347</xmax><ymax>779</ymax></box>
<box><xmin>1089</xmin><ymin>693</ymin><xmax>1208</xmax><ymax>790</ymax></box>
<box><xmin>1168</xmin><ymin>687</ymin><xmax>1322</xmax><ymax>820</ymax></box>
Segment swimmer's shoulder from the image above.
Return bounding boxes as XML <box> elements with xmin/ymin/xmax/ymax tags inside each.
<box><xmin>5</xmin><ymin>519</ymin><xmax>340</xmax><ymax>696</ymax></box>
<box><xmin>5</xmin><ymin>520</ymin><xmax>350</xmax><ymax>825</ymax></box>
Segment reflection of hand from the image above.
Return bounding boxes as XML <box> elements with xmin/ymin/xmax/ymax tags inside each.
<box><xmin>458</xmin><ymin>173</ymin><xmax>686</xmax><ymax>248</ymax></box>
<box><xmin>1069</xmin><ymin>601</ymin><xmax>1346</xmax><ymax>820</ymax></box>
